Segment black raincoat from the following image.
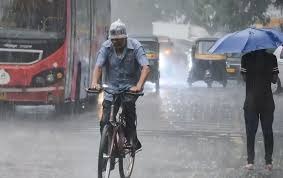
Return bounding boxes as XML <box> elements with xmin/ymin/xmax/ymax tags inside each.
<box><xmin>241</xmin><ymin>50</ymin><xmax>279</xmax><ymax>112</ymax></box>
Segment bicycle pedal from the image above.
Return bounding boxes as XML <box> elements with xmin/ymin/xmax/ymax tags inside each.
<box><xmin>103</xmin><ymin>154</ymin><xmax>110</xmax><ymax>159</ymax></box>
<box><xmin>124</xmin><ymin>145</ymin><xmax>133</xmax><ymax>149</ymax></box>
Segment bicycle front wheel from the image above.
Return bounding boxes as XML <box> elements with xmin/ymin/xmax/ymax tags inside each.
<box><xmin>98</xmin><ymin>125</ymin><xmax>113</xmax><ymax>178</ymax></box>
<box><xmin>118</xmin><ymin>136</ymin><xmax>135</xmax><ymax>178</ymax></box>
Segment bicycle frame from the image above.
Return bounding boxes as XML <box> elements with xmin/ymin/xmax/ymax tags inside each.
<box><xmin>108</xmin><ymin>92</ymin><xmax>133</xmax><ymax>157</ymax></box>
<box><xmin>86</xmin><ymin>87</ymin><xmax>143</xmax><ymax>177</ymax></box>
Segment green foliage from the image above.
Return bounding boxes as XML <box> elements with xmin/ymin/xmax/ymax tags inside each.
<box><xmin>274</xmin><ymin>0</ymin><xmax>283</xmax><ymax>7</ymax></box>
<box><xmin>113</xmin><ymin>0</ymin><xmax>280</xmax><ymax>35</ymax></box>
<box><xmin>151</xmin><ymin>0</ymin><xmax>275</xmax><ymax>34</ymax></box>
<box><xmin>187</xmin><ymin>0</ymin><xmax>274</xmax><ymax>33</ymax></box>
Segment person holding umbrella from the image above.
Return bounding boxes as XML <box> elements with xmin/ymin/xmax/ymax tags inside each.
<box><xmin>241</xmin><ymin>49</ymin><xmax>279</xmax><ymax>171</ymax></box>
<box><xmin>209</xmin><ymin>27</ymin><xmax>282</xmax><ymax>171</ymax></box>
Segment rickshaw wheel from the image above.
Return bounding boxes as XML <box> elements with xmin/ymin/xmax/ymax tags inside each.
<box><xmin>187</xmin><ymin>77</ymin><xmax>193</xmax><ymax>87</ymax></box>
<box><xmin>222</xmin><ymin>81</ymin><xmax>227</xmax><ymax>88</ymax></box>
<box><xmin>206</xmin><ymin>81</ymin><xmax>212</xmax><ymax>88</ymax></box>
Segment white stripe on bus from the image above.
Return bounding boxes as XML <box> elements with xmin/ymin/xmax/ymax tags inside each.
<box><xmin>0</xmin><ymin>87</ymin><xmax>64</xmax><ymax>92</ymax></box>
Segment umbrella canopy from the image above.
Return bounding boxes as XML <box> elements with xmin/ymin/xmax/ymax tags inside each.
<box><xmin>209</xmin><ymin>27</ymin><xmax>283</xmax><ymax>54</ymax></box>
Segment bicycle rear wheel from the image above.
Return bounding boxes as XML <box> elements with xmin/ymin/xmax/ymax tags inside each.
<box><xmin>118</xmin><ymin>136</ymin><xmax>135</xmax><ymax>178</ymax></box>
<box><xmin>98</xmin><ymin>125</ymin><xmax>113</xmax><ymax>178</ymax></box>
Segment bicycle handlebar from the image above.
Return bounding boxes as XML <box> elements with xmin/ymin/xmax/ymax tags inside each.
<box><xmin>85</xmin><ymin>87</ymin><xmax>144</xmax><ymax>96</ymax></box>
<box><xmin>85</xmin><ymin>88</ymin><xmax>101</xmax><ymax>94</ymax></box>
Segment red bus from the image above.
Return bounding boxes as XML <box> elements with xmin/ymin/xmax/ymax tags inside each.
<box><xmin>0</xmin><ymin>0</ymin><xmax>111</xmax><ymax>111</ymax></box>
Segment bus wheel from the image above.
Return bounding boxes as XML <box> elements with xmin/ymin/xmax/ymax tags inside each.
<box><xmin>222</xmin><ymin>80</ymin><xmax>227</xmax><ymax>88</ymax></box>
<box><xmin>206</xmin><ymin>81</ymin><xmax>212</xmax><ymax>88</ymax></box>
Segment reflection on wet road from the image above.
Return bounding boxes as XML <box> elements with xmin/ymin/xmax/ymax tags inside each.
<box><xmin>0</xmin><ymin>80</ymin><xmax>282</xmax><ymax>178</ymax></box>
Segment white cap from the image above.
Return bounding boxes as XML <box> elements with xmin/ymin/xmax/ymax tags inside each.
<box><xmin>108</xmin><ymin>19</ymin><xmax>127</xmax><ymax>39</ymax></box>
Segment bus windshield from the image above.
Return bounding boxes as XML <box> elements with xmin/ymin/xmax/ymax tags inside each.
<box><xmin>0</xmin><ymin>0</ymin><xmax>66</xmax><ymax>38</ymax></box>
<box><xmin>196</xmin><ymin>41</ymin><xmax>215</xmax><ymax>54</ymax></box>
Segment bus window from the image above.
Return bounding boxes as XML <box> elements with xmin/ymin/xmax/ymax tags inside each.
<box><xmin>75</xmin><ymin>0</ymin><xmax>91</xmax><ymax>92</ymax></box>
<box><xmin>0</xmin><ymin>0</ymin><xmax>66</xmax><ymax>64</ymax></box>
<box><xmin>76</xmin><ymin>0</ymin><xmax>91</xmax><ymax>36</ymax></box>
<box><xmin>0</xmin><ymin>0</ymin><xmax>66</xmax><ymax>35</ymax></box>
<box><xmin>75</xmin><ymin>0</ymin><xmax>91</xmax><ymax>58</ymax></box>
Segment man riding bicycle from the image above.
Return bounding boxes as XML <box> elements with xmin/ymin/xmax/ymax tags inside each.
<box><xmin>91</xmin><ymin>19</ymin><xmax>150</xmax><ymax>151</ymax></box>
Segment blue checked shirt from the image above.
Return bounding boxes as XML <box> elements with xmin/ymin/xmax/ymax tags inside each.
<box><xmin>95</xmin><ymin>38</ymin><xmax>149</xmax><ymax>101</ymax></box>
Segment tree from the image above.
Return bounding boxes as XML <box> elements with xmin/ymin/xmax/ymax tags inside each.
<box><xmin>186</xmin><ymin>0</ymin><xmax>273</xmax><ymax>34</ymax></box>
<box><xmin>112</xmin><ymin>0</ymin><xmax>278</xmax><ymax>35</ymax></box>
<box><xmin>273</xmin><ymin>0</ymin><xmax>283</xmax><ymax>16</ymax></box>
<box><xmin>274</xmin><ymin>0</ymin><xmax>283</xmax><ymax>8</ymax></box>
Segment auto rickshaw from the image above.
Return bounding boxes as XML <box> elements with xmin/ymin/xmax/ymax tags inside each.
<box><xmin>226</xmin><ymin>53</ymin><xmax>242</xmax><ymax>83</ymax></box>
<box><xmin>158</xmin><ymin>36</ymin><xmax>174</xmax><ymax>55</ymax></box>
<box><xmin>187</xmin><ymin>37</ymin><xmax>227</xmax><ymax>88</ymax></box>
<box><xmin>130</xmin><ymin>35</ymin><xmax>160</xmax><ymax>92</ymax></box>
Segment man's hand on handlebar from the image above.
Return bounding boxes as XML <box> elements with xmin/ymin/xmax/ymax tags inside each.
<box><xmin>130</xmin><ymin>85</ymin><xmax>142</xmax><ymax>93</ymax></box>
<box><xmin>91</xmin><ymin>83</ymin><xmax>102</xmax><ymax>90</ymax></box>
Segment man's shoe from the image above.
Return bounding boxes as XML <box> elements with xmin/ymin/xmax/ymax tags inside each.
<box><xmin>244</xmin><ymin>163</ymin><xmax>254</xmax><ymax>170</ymax></box>
<box><xmin>265</xmin><ymin>164</ymin><xmax>273</xmax><ymax>171</ymax></box>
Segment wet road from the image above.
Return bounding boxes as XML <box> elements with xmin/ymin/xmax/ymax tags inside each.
<box><xmin>0</xmin><ymin>79</ymin><xmax>283</xmax><ymax>178</ymax></box>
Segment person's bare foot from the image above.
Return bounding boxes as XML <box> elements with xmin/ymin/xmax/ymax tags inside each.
<box><xmin>244</xmin><ymin>163</ymin><xmax>254</xmax><ymax>170</ymax></box>
<box><xmin>265</xmin><ymin>164</ymin><xmax>273</xmax><ymax>171</ymax></box>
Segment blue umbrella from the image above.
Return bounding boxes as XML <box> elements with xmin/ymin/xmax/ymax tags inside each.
<box><xmin>209</xmin><ymin>27</ymin><xmax>283</xmax><ymax>54</ymax></box>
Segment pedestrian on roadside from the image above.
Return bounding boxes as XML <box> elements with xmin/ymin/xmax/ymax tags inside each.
<box><xmin>241</xmin><ymin>49</ymin><xmax>279</xmax><ymax>171</ymax></box>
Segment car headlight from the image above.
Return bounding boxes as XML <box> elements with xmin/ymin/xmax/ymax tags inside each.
<box><xmin>164</xmin><ymin>49</ymin><xmax>171</xmax><ymax>55</ymax></box>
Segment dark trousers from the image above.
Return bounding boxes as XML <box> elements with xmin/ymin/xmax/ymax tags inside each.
<box><xmin>244</xmin><ymin>110</ymin><xmax>274</xmax><ymax>164</ymax></box>
<box><xmin>100</xmin><ymin>95</ymin><xmax>138</xmax><ymax>141</ymax></box>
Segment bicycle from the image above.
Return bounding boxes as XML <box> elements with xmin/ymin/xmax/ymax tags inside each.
<box><xmin>86</xmin><ymin>87</ymin><xmax>143</xmax><ymax>178</ymax></box>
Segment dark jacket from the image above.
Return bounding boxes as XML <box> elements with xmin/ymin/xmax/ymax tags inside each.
<box><xmin>241</xmin><ymin>50</ymin><xmax>279</xmax><ymax>112</ymax></box>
